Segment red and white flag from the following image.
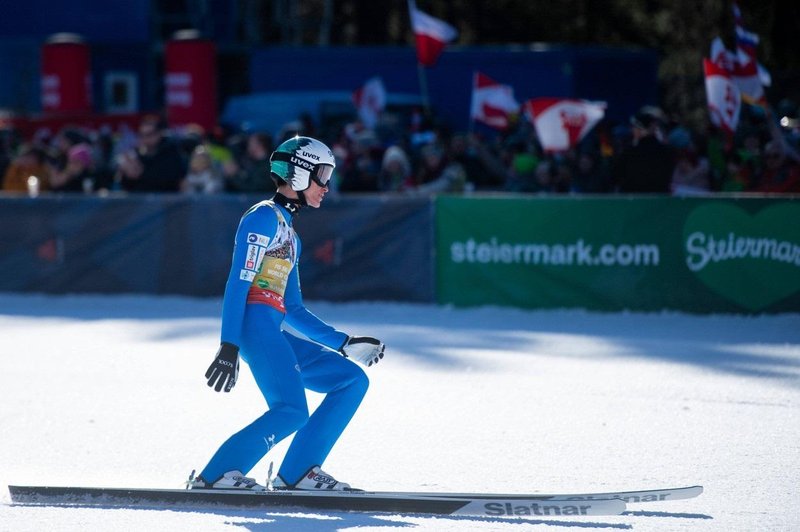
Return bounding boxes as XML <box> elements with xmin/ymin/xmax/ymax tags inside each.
<box><xmin>522</xmin><ymin>98</ymin><xmax>606</xmax><ymax>152</ymax></box>
<box><xmin>352</xmin><ymin>77</ymin><xmax>386</xmax><ymax>129</ymax></box>
<box><xmin>703</xmin><ymin>58</ymin><xmax>741</xmax><ymax>135</ymax></box>
<box><xmin>710</xmin><ymin>37</ymin><xmax>736</xmax><ymax>73</ymax></box>
<box><xmin>470</xmin><ymin>72</ymin><xmax>520</xmax><ymax>130</ymax></box>
<box><xmin>708</xmin><ymin>2</ymin><xmax>769</xmax><ymax>104</ymax></box>
<box><xmin>408</xmin><ymin>0</ymin><xmax>458</xmax><ymax>67</ymax></box>
<box><xmin>732</xmin><ymin>2</ymin><xmax>769</xmax><ymax>102</ymax></box>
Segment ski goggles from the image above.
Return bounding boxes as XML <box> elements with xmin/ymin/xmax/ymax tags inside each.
<box><xmin>310</xmin><ymin>164</ymin><xmax>334</xmax><ymax>188</ymax></box>
<box><xmin>271</xmin><ymin>152</ymin><xmax>334</xmax><ymax>189</ymax></box>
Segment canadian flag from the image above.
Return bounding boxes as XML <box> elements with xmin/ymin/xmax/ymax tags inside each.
<box><xmin>522</xmin><ymin>98</ymin><xmax>606</xmax><ymax>153</ymax></box>
<box><xmin>703</xmin><ymin>58</ymin><xmax>741</xmax><ymax>135</ymax></box>
<box><xmin>408</xmin><ymin>0</ymin><xmax>458</xmax><ymax>67</ymax></box>
<box><xmin>352</xmin><ymin>77</ymin><xmax>386</xmax><ymax>129</ymax></box>
<box><xmin>470</xmin><ymin>72</ymin><xmax>520</xmax><ymax>130</ymax></box>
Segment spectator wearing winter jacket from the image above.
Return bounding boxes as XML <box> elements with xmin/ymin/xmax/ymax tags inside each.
<box><xmin>615</xmin><ymin>106</ymin><xmax>675</xmax><ymax>193</ymax></box>
<box><xmin>117</xmin><ymin>115</ymin><xmax>186</xmax><ymax>192</ymax></box>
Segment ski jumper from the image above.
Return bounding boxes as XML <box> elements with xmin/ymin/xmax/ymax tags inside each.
<box><xmin>199</xmin><ymin>199</ymin><xmax>369</xmax><ymax>485</ymax></box>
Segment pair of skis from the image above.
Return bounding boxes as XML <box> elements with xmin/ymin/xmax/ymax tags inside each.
<box><xmin>8</xmin><ymin>484</ymin><xmax>703</xmax><ymax>517</ymax></box>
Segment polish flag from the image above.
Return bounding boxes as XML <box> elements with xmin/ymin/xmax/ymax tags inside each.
<box><xmin>522</xmin><ymin>98</ymin><xmax>606</xmax><ymax>153</ymax></box>
<box><xmin>408</xmin><ymin>0</ymin><xmax>458</xmax><ymax>67</ymax></box>
<box><xmin>469</xmin><ymin>72</ymin><xmax>520</xmax><ymax>130</ymax></box>
<box><xmin>352</xmin><ymin>77</ymin><xmax>386</xmax><ymax>129</ymax></box>
<box><xmin>703</xmin><ymin>58</ymin><xmax>741</xmax><ymax>135</ymax></box>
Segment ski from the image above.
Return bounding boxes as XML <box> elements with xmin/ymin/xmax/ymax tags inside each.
<box><xmin>384</xmin><ymin>485</ymin><xmax>704</xmax><ymax>503</ymax></box>
<box><xmin>8</xmin><ymin>485</ymin><xmax>626</xmax><ymax>517</ymax></box>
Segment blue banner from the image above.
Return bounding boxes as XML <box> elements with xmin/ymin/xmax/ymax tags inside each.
<box><xmin>0</xmin><ymin>195</ymin><xmax>434</xmax><ymax>302</ymax></box>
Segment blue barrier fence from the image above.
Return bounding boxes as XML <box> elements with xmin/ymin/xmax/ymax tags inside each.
<box><xmin>0</xmin><ymin>194</ymin><xmax>434</xmax><ymax>302</ymax></box>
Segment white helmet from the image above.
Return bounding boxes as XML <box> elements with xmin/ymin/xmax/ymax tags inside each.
<box><xmin>270</xmin><ymin>136</ymin><xmax>335</xmax><ymax>192</ymax></box>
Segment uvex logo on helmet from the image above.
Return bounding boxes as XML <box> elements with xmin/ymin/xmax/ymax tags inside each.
<box><xmin>290</xmin><ymin>156</ymin><xmax>316</xmax><ymax>171</ymax></box>
<box><xmin>301</xmin><ymin>150</ymin><xmax>321</xmax><ymax>161</ymax></box>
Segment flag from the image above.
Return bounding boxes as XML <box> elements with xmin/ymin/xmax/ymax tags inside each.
<box><xmin>733</xmin><ymin>2</ymin><xmax>771</xmax><ymax>99</ymax></box>
<box><xmin>709</xmin><ymin>36</ymin><xmax>764</xmax><ymax>104</ymax></box>
<box><xmin>710</xmin><ymin>37</ymin><xmax>736</xmax><ymax>72</ymax></box>
<box><xmin>522</xmin><ymin>98</ymin><xmax>606</xmax><ymax>152</ymax></box>
<box><xmin>709</xmin><ymin>2</ymin><xmax>769</xmax><ymax>104</ymax></box>
<box><xmin>408</xmin><ymin>0</ymin><xmax>458</xmax><ymax>67</ymax></box>
<box><xmin>703</xmin><ymin>58</ymin><xmax>741</xmax><ymax>135</ymax></box>
<box><xmin>469</xmin><ymin>72</ymin><xmax>520</xmax><ymax>130</ymax></box>
<box><xmin>352</xmin><ymin>77</ymin><xmax>386</xmax><ymax>129</ymax></box>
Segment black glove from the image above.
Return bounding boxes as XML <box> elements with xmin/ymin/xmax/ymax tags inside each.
<box><xmin>340</xmin><ymin>336</ymin><xmax>385</xmax><ymax>367</ymax></box>
<box><xmin>205</xmin><ymin>342</ymin><xmax>240</xmax><ymax>392</ymax></box>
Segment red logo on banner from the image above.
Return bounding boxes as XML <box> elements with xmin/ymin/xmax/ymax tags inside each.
<box><xmin>313</xmin><ymin>238</ymin><xmax>342</xmax><ymax>266</ymax></box>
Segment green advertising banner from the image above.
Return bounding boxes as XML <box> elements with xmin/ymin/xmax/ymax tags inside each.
<box><xmin>436</xmin><ymin>195</ymin><xmax>800</xmax><ymax>313</ymax></box>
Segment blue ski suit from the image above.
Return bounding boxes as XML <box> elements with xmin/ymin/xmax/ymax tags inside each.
<box><xmin>199</xmin><ymin>199</ymin><xmax>369</xmax><ymax>485</ymax></box>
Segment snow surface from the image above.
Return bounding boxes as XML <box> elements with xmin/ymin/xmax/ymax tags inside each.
<box><xmin>1</xmin><ymin>293</ymin><xmax>798</xmax><ymax>532</ymax></box>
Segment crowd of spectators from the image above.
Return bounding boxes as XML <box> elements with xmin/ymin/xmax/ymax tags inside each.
<box><xmin>0</xmin><ymin>115</ymin><xmax>280</xmax><ymax>197</ymax></box>
<box><xmin>2</xmin><ymin>98</ymin><xmax>799</xmax><ymax>197</ymax></box>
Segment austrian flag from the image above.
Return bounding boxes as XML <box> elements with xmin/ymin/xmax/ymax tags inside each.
<box><xmin>470</xmin><ymin>72</ymin><xmax>520</xmax><ymax>130</ymax></box>
<box><xmin>523</xmin><ymin>98</ymin><xmax>606</xmax><ymax>153</ymax></box>
<box><xmin>703</xmin><ymin>59</ymin><xmax>741</xmax><ymax>134</ymax></box>
<box><xmin>408</xmin><ymin>0</ymin><xmax>458</xmax><ymax>67</ymax></box>
<box><xmin>708</xmin><ymin>2</ymin><xmax>770</xmax><ymax>105</ymax></box>
<box><xmin>352</xmin><ymin>77</ymin><xmax>386</xmax><ymax>129</ymax></box>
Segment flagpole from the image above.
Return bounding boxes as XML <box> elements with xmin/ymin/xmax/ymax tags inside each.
<box><xmin>468</xmin><ymin>71</ymin><xmax>476</xmax><ymax>136</ymax></box>
<box><xmin>417</xmin><ymin>62</ymin><xmax>431</xmax><ymax>118</ymax></box>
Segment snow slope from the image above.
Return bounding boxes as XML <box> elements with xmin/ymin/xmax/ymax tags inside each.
<box><xmin>1</xmin><ymin>294</ymin><xmax>798</xmax><ymax>531</ymax></box>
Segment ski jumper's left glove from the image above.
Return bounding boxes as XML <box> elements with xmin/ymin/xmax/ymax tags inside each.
<box><xmin>340</xmin><ymin>336</ymin><xmax>385</xmax><ymax>367</ymax></box>
<box><xmin>205</xmin><ymin>342</ymin><xmax>240</xmax><ymax>392</ymax></box>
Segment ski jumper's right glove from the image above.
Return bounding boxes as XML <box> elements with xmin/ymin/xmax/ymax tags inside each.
<box><xmin>340</xmin><ymin>336</ymin><xmax>385</xmax><ymax>367</ymax></box>
<box><xmin>205</xmin><ymin>342</ymin><xmax>240</xmax><ymax>392</ymax></box>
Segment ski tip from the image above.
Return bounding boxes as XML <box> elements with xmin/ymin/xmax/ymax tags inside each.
<box><xmin>615</xmin><ymin>485</ymin><xmax>704</xmax><ymax>503</ymax></box>
<box><xmin>669</xmin><ymin>485</ymin><xmax>703</xmax><ymax>498</ymax></box>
